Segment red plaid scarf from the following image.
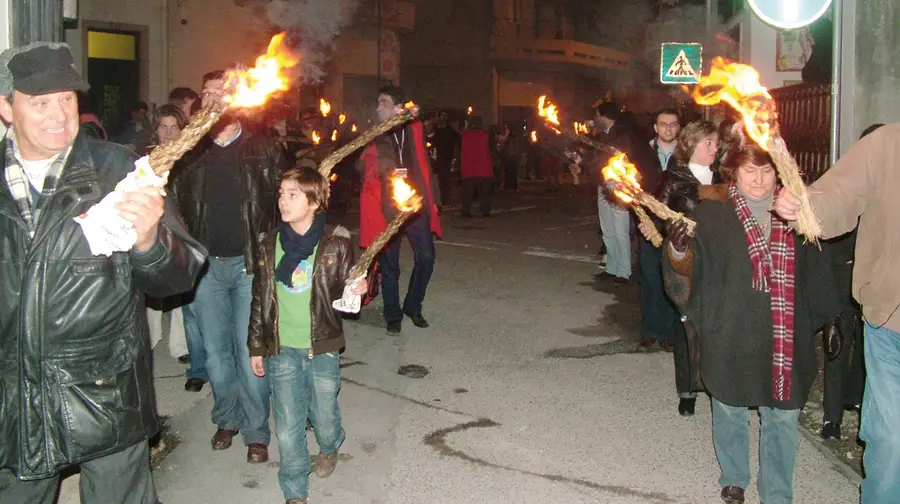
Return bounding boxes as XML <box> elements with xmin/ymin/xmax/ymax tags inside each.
<box><xmin>729</xmin><ymin>184</ymin><xmax>796</xmax><ymax>402</ymax></box>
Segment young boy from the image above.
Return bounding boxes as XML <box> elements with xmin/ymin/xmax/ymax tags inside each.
<box><xmin>248</xmin><ymin>167</ymin><xmax>366</xmax><ymax>504</ymax></box>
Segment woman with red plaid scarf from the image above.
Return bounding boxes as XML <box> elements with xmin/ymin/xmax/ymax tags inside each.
<box><xmin>661</xmin><ymin>129</ymin><xmax>841</xmax><ymax>504</ymax></box>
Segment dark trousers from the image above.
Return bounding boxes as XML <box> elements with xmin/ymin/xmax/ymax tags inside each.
<box><xmin>0</xmin><ymin>440</ymin><xmax>157</xmax><ymax>504</ymax></box>
<box><xmin>461</xmin><ymin>176</ymin><xmax>493</xmax><ymax>217</ymax></box>
<box><xmin>638</xmin><ymin>238</ymin><xmax>680</xmax><ymax>342</ymax></box>
<box><xmin>378</xmin><ymin>212</ymin><xmax>435</xmax><ymax>322</ymax></box>
<box><xmin>503</xmin><ymin>155</ymin><xmax>519</xmax><ymax>190</ymax></box>
<box><xmin>824</xmin><ymin>309</ymin><xmax>866</xmax><ymax>424</ymax></box>
<box><xmin>435</xmin><ymin>158</ymin><xmax>452</xmax><ymax>206</ymax></box>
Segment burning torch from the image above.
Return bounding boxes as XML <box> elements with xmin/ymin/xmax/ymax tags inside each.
<box><xmin>692</xmin><ymin>57</ymin><xmax>822</xmax><ymax>241</ymax></box>
<box><xmin>333</xmin><ymin>177</ymin><xmax>423</xmax><ymax>313</ymax></box>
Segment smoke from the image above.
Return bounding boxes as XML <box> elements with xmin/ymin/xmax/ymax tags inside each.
<box><xmin>259</xmin><ymin>0</ymin><xmax>362</xmax><ymax>83</ymax></box>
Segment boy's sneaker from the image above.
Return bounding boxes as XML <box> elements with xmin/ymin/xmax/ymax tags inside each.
<box><xmin>315</xmin><ymin>451</ymin><xmax>338</xmax><ymax>478</ymax></box>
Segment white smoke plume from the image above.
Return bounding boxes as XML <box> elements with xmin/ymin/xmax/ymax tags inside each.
<box><xmin>260</xmin><ymin>0</ymin><xmax>362</xmax><ymax>83</ymax></box>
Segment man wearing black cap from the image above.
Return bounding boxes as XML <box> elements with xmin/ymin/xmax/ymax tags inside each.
<box><xmin>0</xmin><ymin>42</ymin><xmax>206</xmax><ymax>504</ymax></box>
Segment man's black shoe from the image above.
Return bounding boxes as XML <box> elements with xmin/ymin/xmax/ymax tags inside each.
<box><xmin>678</xmin><ymin>398</ymin><xmax>696</xmax><ymax>417</ymax></box>
<box><xmin>386</xmin><ymin>320</ymin><xmax>402</xmax><ymax>333</ymax></box>
<box><xmin>820</xmin><ymin>421</ymin><xmax>841</xmax><ymax>440</ymax></box>
<box><xmin>177</xmin><ymin>354</ymin><xmax>190</xmax><ymax>365</ymax></box>
<box><xmin>184</xmin><ymin>378</ymin><xmax>205</xmax><ymax>392</ymax></box>
<box><xmin>405</xmin><ymin>313</ymin><xmax>429</xmax><ymax>328</ymax></box>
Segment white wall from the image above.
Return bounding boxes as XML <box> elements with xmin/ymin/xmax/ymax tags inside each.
<box><xmin>64</xmin><ymin>0</ymin><xmax>168</xmax><ymax>105</ymax></box>
<box><xmin>745</xmin><ymin>11</ymin><xmax>803</xmax><ymax>89</ymax></box>
<box><xmin>167</xmin><ymin>0</ymin><xmax>272</xmax><ymax>95</ymax></box>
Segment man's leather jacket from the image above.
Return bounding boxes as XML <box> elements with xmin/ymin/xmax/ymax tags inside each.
<box><xmin>0</xmin><ymin>133</ymin><xmax>207</xmax><ymax>479</ymax></box>
<box><xmin>248</xmin><ymin>225</ymin><xmax>353</xmax><ymax>357</ymax></box>
<box><xmin>172</xmin><ymin>131</ymin><xmax>287</xmax><ymax>274</ymax></box>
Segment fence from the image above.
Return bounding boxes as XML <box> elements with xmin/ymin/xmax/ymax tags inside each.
<box><xmin>770</xmin><ymin>82</ymin><xmax>832</xmax><ymax>183</ymax></box>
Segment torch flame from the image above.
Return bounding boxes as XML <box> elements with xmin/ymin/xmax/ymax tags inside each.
<box><xmin>224</xmin><ymin>32</ymin><xmax>299</xmax><ymax>108</ymax></box>
<box><xmin>319</xmin><ymin>98</ymin><xmax>332</xmax><ymax>117</ymax></box>
<box><xmin>573</xmin><ymin>122</ymin><xmax>590</xmax><ymax>135</ymax></box>
<box><xmin>530</xmin><ymin>131</ymin><xmax>538</xmax><ymax>143</ymax></box>
<box><xmin>601</xmin><ymin>153</ymin><xmax>642</xmax><ymax>204</ymax></box>
<box><xmin>339</xmin><ymin>113</ymin><xmax>346</xmax><ymax>125</ymax></box>
<box><xmin>312</xmin><ymin>131</ymin><xmax>321</xmax><ymax>145</ymax></box>
<box><xmin>693</xmin><ymin>57</ymin><xmax>776</xmax><ymax>149</ymax></box>
<box><xmin>467</xmin><ymin>106</ymin><xmax>473</xmax><ymax>115</ymax></box>
<box><xmin>351</xmin><ymin>124</ymin><xmax>358</xmax><ymax>133</ymax></box>
<box><xmin>331</xmin><ymin>129</ymin><xmax>338</xmax><ymax>142</ymax></box>
<box><xmin>537</xmin><ymin>95</ymin><xmax>562</xmax><ymax>135</ymax></box>
<box><xmin>391</xmin><ymin>176</ymin><xmax>419</xmax><ymax>212</ymax></box>
<box><xmin>329</xmin><ymin>173</ymin><xmax>338</xmax><ymax>182</ymax></box>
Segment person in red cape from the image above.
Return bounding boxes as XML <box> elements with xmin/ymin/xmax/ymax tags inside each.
<box><xmin>359</xmin><ymin>86</ymin><xmax>442</xmax><ymax>333</ymax></box>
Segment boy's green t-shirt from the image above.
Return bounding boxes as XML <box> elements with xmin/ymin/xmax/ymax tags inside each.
<box><xmin>275</xmin><ymin>235</ymin><xmax>316</xmax><ymax>350</ymax></box>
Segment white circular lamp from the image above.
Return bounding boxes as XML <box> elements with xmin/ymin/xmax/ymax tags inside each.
<box><xmin>748</xmin><ymin>0</ymin><xmax>833</xmax><ymax>29</ymax></box>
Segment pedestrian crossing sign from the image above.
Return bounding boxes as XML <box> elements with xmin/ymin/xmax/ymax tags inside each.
<box><xmin>660</xmin><ymin>43</ymin><xmax>702</xmax><ymax>84</ymax></box>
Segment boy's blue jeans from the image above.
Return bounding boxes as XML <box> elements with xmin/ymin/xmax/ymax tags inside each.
<box><xmin>267</xmin><ymin>347</ymin><xmax>345</xmax><ymax>500</ymax></box>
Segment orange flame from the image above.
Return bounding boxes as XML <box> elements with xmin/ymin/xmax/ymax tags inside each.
<box><xmin>311</xmin><ymin>131</ymin><xmax>321</xmax><ymax>145</ymax></box>
<box><xmin>224</xmin><ymin>33</ymin><xmax>299</xmax><ymax>108</ymax></box>
<box><xmin>331</xmin><ymin>129</ymin><xmax>338</xmax><ymax>142</ymax></box>
<box><xmin>601</xmin><ymin>153</ymin><xmax>642</xmax><ymax>204</ymax></box>
<box><xmin>693</xmin><ymin>57</ymin><xmax>776</xmax><ymax>149</ymax></box>
<box><xmin>391</xmin><ymin>176</ymin><xmax>420</xmax><ymax>212</ymax></box>
<box><xmin>351</xmin><ymin>124</ymin><xmax>358</xmax><ymax>133</ymax></box>
<box><xmin>537</xmin><ymin>95</ymin><xmax>562</xmax><ymax>135</ymax></box>
<box><xmin>530</xmin><ymin>131</ymin><xmax>538</xmax><ymax>143</ymax></box>
<box><xmin>574</xmin><ymin>122</ymin><xmax>590</xmax><ymax>135</ymax></box>
<box><xmin>319</xmin><ymin>98</ymin><xmax>332</xmax><ymax>117</ymax></box>
<box><xmin>329</xmin><ymin>173</ymin><xmax>338</xmax><ymax>182</ymax></box>
<box><xmin>467</xmin><ymin>106</ymin><xmax>473</xmax><ymax>115</ymax></box>
<box><xmin>339</xmin><ymin>113</ymin><xmax>346</xmax><ymax>125</ymax></box>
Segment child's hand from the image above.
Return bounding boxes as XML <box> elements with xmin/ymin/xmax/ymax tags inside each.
<box><xmin>349</xmin><ymin>279</ymin><xmax>368</xmax><ymax>296</ymax></box>
<box><xmin>250</xmin><ymin>356</ymin><xmax>265</xmax><ymax>377</ymax></box>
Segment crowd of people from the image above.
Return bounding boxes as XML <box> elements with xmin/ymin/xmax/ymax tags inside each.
<box><xmin>0</xmin><ymin>40</ymin><xmax>898</xmax><ymax>504</ymax></box>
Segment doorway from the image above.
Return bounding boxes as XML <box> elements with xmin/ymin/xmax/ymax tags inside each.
<box><xmin>84</xmin><ymin>28</ymin><xmax>142</xmax><ymax>137</ymax></box>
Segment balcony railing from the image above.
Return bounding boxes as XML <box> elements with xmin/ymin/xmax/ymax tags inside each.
<box><xmin>770</xmin><ymin>82</ymin><xmax>831</xmax><ymax>182</ymax></box>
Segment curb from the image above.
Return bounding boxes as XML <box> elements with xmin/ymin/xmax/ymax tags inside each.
<box><xmin>797</xmin><ymin>423</ymin><xmax>863</xmax><ymax>487</ymax></box>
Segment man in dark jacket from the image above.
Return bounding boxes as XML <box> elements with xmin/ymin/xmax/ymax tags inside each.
<box><xmin>0</xmin><ymin>42</ymin><xmax>206</xmax><ymax>504</ymax></box>
<box><xmin>172</xmin><ymin>70</ymin><xmax>288</xmax><ymax>464</ymax></box>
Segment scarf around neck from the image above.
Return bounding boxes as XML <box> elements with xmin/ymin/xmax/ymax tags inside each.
<box><xmin>276</xmin><ymin>212</ymin><xmax>326</xmax><ymax>288</ymax></box>
<box><xmin>729</xmin><ymin>183</ymin><xmax>796</xmax><ymax>402</ymax></box>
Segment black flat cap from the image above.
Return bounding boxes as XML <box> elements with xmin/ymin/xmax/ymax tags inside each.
<box><xmin>0</xmin><ymin>42</ymin><xmax>89</xmax><ymax>96</ymax></box>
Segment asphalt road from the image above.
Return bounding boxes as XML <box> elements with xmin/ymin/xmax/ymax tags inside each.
<box><xmin>60</xmin><ymin>182</ymin><xmax>860</xmax><ymax>503</ymax></box>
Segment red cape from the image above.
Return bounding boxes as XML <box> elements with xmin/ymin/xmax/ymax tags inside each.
<box><xmin>359</xmin><ymin>121</ymin><xmax>443</xmax><ymax>248</ymax></box>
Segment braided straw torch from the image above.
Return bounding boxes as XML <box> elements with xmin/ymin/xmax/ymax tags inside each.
<box><xmin>692</xmin><ymin>57</ymin><xmax>822</xmax><ymax>242</ymax></box>
<box><xmin>333</xmin><ymin>177</ymin><xmax>422</xmax><ymax>313</ymax></box>
<box><xmin>76</xmin><ymin>33</ymin><xmax>299</xmax><ymax>256</ymax></box>
<box><xmin>148</xmin><ymin>32</ymin><xmax>300</xmax><ymax>176</ymax></box>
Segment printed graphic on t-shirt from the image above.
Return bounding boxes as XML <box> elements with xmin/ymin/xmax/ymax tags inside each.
<box><xmin>285</xmin><ymin>258</ymin><xmax>313</xmax><ymax>294</ymax></box>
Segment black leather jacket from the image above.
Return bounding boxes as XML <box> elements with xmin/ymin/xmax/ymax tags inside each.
<box><xmin>172</xmin><ymin>130</ymin><xmax>287</xmax><ymax>274</ymax></box>
<box><xmin>656</xmin><ymin>162</ymin><xmax>723</xmax><ymax>216</ymax></box>
<box><xmin>0</xmin><ymin>133</ymin><xmax>207</xmax><ymax>479</ymax></box>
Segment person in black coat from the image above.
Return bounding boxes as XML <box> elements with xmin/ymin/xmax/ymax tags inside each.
<box><xmin>640</xmin><ymin>120</ymin><xmax>722</xmax><ymax>417</ymax></box>
<box><xmin>662</xmin><ymin>137</ymin><xmax>841</xmax><ymax>504</ymax></box>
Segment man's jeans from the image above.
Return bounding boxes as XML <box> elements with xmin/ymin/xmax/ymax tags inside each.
<box><xmin>711</xmin><ymin>398</ymin><xmax>800</xmax><ymax>504</ymax></box>
<box><xmin>190</xmin><ymin>257</ymin><xmax>270</xmax><ymax>446</ymax></box>
<box><xmin>598</xmin><ymin>190</ymin><xmax>631</xmax><ymax>279</ymax></box>
<box><xmin>861</xmin><ymin>322</ymin><xmax>900</xmax><ymax>504</ymax></box>
<box><xmin>378</xmin><ymin>212</ymin><xmax>435</xmax><ymax>322</ymax></box>
<box><xmin>180</xmin><ymin>301</ymin><xmax>209</xmax><ymax>381</ymax></box>
<box><xmin>268</xmin><ymin>348</ymin><xmax>344</xmax><ymax>500</ymax></box>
